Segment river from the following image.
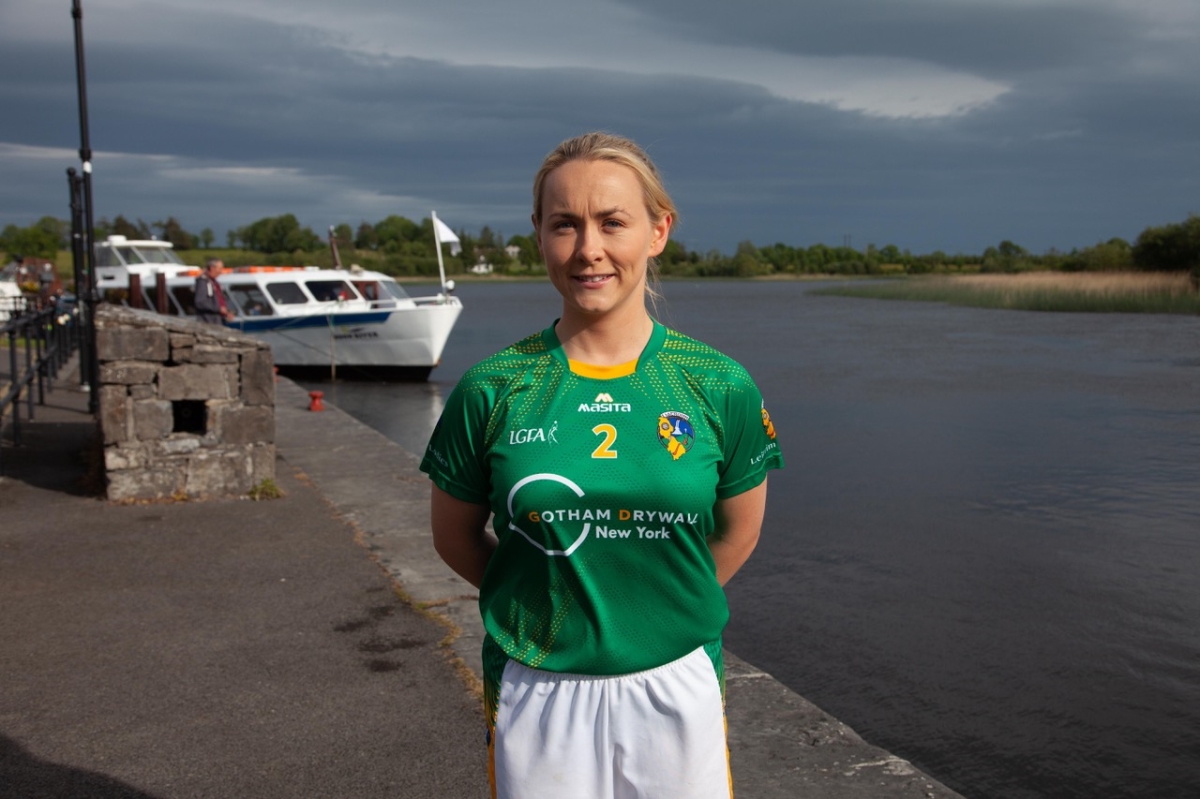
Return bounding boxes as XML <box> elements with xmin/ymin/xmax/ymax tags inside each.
<box><xmin>304</xmin><ymin>279</ymin><xmax>1200</xmax><ymax>799</ymax></box>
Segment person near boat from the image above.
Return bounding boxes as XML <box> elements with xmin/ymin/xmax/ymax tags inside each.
<box><xmin>194</xmin><ymin>258</ymin><xmax>235</xmax><ymax>324</ymax></box>
<box><xmin>419</xmin><ymin>131</ymin><xmax>784</xmax><ymax>799</ymax></box>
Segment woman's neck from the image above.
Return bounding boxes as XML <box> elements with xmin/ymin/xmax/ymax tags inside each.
<box><xmin>555</xmin><ymin>309</ymin><xmax>654</xmax><ymax>367</ymax></box>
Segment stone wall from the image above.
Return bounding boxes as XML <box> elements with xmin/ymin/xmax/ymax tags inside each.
<box><xmin>96</xmin><ymin>305</ymin><xmax>275</xmax><ymax>501</ymax></box>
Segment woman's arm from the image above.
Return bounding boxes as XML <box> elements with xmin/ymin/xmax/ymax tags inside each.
<box><xmin>430</xmin><ymin>483</ymin><xmax>496</xmax><ymax>589</ymax></box>
<box><xmin>708</xmin><ymin>478</ymin><xmax>769</xmax><ymax>587</ymax></box>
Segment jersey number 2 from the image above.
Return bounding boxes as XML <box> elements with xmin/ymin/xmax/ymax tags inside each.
<box><xmin>591</xmin><ymin>424</ymin><xmax>618</xmax><ymax>459</ymax></box>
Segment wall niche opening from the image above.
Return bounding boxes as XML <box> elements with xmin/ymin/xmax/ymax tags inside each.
<box><xmin>172</xmin><ymin>400</ymin><xmax>207</xmax><ymax>434</ymax></box>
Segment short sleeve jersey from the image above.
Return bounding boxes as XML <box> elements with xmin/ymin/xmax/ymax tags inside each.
<box><xmin>420</xmin><ymin>321</ymin><xmax>784</xmax><ymax>675</ymax></box>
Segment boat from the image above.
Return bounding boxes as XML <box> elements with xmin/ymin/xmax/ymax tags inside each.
<box><xmin>94</xmin><ymin>234</ymin><xmax>463</xmax><ymax>380</ymax></box>
<box><xmin>0</xmin><ymin>268</ymin><xmax>26</xmax><ymax>322</ymax></box>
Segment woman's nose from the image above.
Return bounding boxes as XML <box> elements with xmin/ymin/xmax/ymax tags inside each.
<box><xmin>576</xmin><ymin>223</ymin><xmax>603</xmax><ymax>262</ymax></box>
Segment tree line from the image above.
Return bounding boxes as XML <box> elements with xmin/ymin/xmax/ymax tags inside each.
<box><xmin>4</xmin><ymin>212</ymin><xmax>1198</xmax><ymax>282</ymax></box>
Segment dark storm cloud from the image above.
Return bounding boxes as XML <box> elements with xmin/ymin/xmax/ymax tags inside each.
<box><xmin>1</xmin><ymin>0</ymin><xmax>1198</xmax><ymax>255</ymax></box>
<box><xmin>622</xmin><ymin>0</ymin><xmax>1141</xmax><ymax>76</ymax></box>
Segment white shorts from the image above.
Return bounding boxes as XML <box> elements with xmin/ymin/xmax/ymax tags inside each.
<box><xmin>487</xmin><ymin>645</ymin><xmax>732</xmax><ymax>799</ymax></box>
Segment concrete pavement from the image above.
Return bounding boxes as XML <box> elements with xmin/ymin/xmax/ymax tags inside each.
<box><xmin>1</xmin><ymin>371</ymin><xmax>487</xmax><ymax>798</ymax></box>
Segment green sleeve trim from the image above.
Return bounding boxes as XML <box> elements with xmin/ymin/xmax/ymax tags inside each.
<box><xmin>427</xmin><ymin>470</ymin><xmax>489</xmax><ymax>505</ymax></box>
<box><xmin>715</xmin><ymin>465</ymin><xmax>775</xmax><ymax>500</ymax></box>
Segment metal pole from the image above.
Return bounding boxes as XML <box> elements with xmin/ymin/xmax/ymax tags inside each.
<box><xmin>432</xmin><ymin>211</ymin><xmax>449</xmax><ymax>297</ymax></box>
<box><xmin>24</xmin><ymin>320</ymin><xmax>35</xmax><ymax>420</ymax></box>
<box><xmin>8</xmin><ymin>329</ymin><xmax>19</xmax><ymax>446</ymax></box>
<box><xmin>66</xmin><ymin>168</ymin><xmax>86</xmax><ymax>387</ymax></box>
<box><xmin>72</xmin><ymin>0</ymin><xmax>99</xmax><ymax>413</ymax></box>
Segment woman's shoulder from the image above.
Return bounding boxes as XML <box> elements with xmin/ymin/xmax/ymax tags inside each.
<box><xmin>657</xmin><ymin>326</ymin><xmax>755</xmax><ymax>386</ymax></box>
<box><xmin>457</xmin><ymin>329</ymin><xmax>556</xmax><ymax>390</ymax></box>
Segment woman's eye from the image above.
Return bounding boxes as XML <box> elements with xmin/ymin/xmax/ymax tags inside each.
<box><xmin>603</xmin><ymin>219</ymin><xmax>624</xmax><ymax>229</ymax></box>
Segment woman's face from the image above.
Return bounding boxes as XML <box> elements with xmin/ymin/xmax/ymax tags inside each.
<box><xmin>535</xmin><ymin>159</ymin><xmax>670</xmax><ymax>325</ymax></box>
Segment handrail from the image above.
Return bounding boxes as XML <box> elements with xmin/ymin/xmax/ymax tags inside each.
<box><xmin>1</xmin><ymin>303</ymin><xmax>81</xmax><ymax>474</ymax></box>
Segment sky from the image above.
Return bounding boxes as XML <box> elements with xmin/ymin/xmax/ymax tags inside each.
<box><xmin>1</xmin><ymin>0</ymin><xmax>1198</xmax><ymax>256</ymax></box>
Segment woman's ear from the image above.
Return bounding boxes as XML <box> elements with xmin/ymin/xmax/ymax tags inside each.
<box><xmin>648</xmin><ymin>213</ymin><xmax>672</xmax><ymax>258</ymax></box>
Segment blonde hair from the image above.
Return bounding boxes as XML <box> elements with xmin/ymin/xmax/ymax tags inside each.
<box><xmin>533</xmin><ymin>132</ymin><xmax>676</xmax><ymax>312</ymax></box>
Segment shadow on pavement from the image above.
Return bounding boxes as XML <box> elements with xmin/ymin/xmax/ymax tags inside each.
<box><xmin>0</xmin><ymin>379</ymin><xmax>102</xmax><ymax>496</ymax></box>
<box><xmin>0</xmin><ymin>734</ymin><xmax>165</xmax><ymax>799</ymax></box>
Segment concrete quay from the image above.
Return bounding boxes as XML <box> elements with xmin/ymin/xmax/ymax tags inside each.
<box><xmin>0</xmin><ymin>360</ymin><xmax>966</xmax><ymax>798</ymax></box>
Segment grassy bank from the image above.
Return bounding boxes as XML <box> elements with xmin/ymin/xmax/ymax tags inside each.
<box><xmin>812</xmin><ymin>272</ymin><xmax>1200</xmax><ymax>315</ymax></box>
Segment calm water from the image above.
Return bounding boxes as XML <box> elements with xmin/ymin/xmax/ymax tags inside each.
<box><xmin>307</xmin><ymin>280</ymin><xmax>1200</xmax><ymax>799</ymax></box>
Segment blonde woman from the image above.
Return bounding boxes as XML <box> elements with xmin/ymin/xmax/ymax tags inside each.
<box><xmin>421</xmin><ymin>132</ymin><xmax>783</xmax><ymax>799</ymax></box>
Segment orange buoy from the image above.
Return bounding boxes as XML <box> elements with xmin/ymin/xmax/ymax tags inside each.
<box><xmin>308</xmin><ymin>390</ymin><xmax>325</xmax><ymax>412</ymax></box>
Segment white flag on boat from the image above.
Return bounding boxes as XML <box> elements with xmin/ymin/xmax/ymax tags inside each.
<box><xmin>432</xmin><ymin>213</ymin><xmax>462</xmax><ymax>256</ymax></box>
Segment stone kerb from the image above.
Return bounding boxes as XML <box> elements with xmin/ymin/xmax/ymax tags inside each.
<box><xmin>96</xmin><ymin>305</ymin><xmax>276</xmax><ymax>501</ymax></box>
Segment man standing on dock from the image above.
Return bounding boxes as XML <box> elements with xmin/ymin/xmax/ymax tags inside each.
<box><xmin>195</xmin><ymin>258</ymin><xmax>235</xmax><ymax>324</ymax></box>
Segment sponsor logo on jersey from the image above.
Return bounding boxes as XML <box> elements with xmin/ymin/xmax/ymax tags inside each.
<box><xmin>578</xmin><ymin>391</ymin><xmax>631</xmax><ymax>413</ymax></box>
<box><xmin>506</xmin><ymin>472</ymin><xmax>698</xmax><ymax>557</ymax></box>
<box><xmin>427</xmin><ymin>445</ymin><xmax>449</xmax><ymax>469</ymax></box>
<box><xmin>508</xmin><ymin>420</ymin><xmax>559</xmax><ymax>446</ymax></box>
<box><xmin>750</xmin><ymin>440</ymin><xmax>779</xmax><ymax>466</ymax></box>
<box><xmin>761</xmin><ymin>404</ymin><xmax>777</xmax><ymax>439</ymax></box>
<box><xmin>657</xmin><ymin>410</ymin><xmax>694</xmax><ymax>461</ymax></box>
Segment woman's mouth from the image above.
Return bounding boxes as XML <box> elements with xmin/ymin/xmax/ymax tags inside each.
<box><xmin>574</xmin><ymin>274</ymin><xmax>612</xmax><ymax>285</ymax></box>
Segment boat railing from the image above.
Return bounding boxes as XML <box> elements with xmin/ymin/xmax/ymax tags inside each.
<box><xmin>411</xmin><ymin>295</ymin><xmax>462</xmax><ymax>307</ymax></box>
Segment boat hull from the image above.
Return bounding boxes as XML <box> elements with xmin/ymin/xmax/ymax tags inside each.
<box><xmin>227</xmin><ymin>301</ymin><xmax>462</xmax><ymax>375</ymax></box>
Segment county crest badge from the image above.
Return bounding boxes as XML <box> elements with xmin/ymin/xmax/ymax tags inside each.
<box><xmin>761</xmin><ymin>405</ymin><xmax>776</xmax><ymax>439</ymax></box>
<box><xmin>657</xmin><ymin>411</ymin><xmax>695</xmax><ymax>461</ymax></box>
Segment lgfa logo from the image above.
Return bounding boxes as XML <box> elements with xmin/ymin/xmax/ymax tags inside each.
<box><xmin>578</xmin><ymin>392</ymin><xmax>631</xmax><ymax>413</ymax></box>
<box><xmin>509</xmin><ymin>421</ymin><xmax>559</xmax><ymax>445</ymax></box>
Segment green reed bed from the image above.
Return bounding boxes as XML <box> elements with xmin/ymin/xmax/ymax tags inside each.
<box><xmin>812</xmin><ymin>272</ymin><xmax>1200</xmax><ymax>315</ymax></box>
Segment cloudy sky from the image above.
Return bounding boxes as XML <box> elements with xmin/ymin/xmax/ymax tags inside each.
<box><xmin>1</xmin><ymin>0</ymin><xmax>1198</xmax><ymax>255</ymax></box>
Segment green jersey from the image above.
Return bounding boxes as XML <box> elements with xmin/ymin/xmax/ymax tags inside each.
<box><xmin>420</xmin><ymin>321</ymin><xmax>784</xmax><ymax>675</ymax></box>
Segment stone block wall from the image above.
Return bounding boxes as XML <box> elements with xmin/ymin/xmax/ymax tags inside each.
<box><xmin>96</xmin><ymin>305</ymin><xmax>275</xmax><ymax>501</ymax></box>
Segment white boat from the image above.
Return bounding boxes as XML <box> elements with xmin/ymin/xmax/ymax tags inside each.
<box><xmin>95</xmin><ymin>235</ymin><xmax>463</xmax><ymax>379</ymax></box>
<box><xmin>0</xmin><ymin>271</ymin><xmax>26</xmax><ymax>322</ymax></box>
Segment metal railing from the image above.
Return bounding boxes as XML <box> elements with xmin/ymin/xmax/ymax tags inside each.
<box><xmin>0</xmin><ymin>303</ymin><xmax>80</xmax><ymax>474</ymax></box>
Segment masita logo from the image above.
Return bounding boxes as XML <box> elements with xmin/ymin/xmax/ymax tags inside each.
<box><xmin>578</xmin><ymin>392</ymin><xmax>631</xmax><ymax>413</ymax></box>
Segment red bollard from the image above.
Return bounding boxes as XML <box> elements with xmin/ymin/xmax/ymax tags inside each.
<box><xmin>308</xmin><ymin>390</ymin><xmax>325</xmax><ymax>412</ymax></box>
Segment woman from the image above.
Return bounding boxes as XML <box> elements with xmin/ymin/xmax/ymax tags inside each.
<box><xmin>420</xmin><ymin>132</ymin><xmax>783</xmax><ymax>799</ymax></box>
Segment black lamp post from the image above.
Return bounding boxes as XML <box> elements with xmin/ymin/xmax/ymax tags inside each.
<box><xmin>66</xmin><ymin>167</ymin><xmax>85</xmax><ymax>371</ymax></box>
<box><xmin>70</xmin><ymin>0</ymin><xmax>99</xmax><ymax>412</ymax></box>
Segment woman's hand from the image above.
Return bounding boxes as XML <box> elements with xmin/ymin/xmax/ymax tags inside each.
<box><xmin>708</xmin><ymin>478</ymin><xmax>769</xmax><ymax>587</ymax></box>
<box><xmin>430</xmin><ymin>484</ymin><xmax>496</xmax><ymax>589</ymax></box>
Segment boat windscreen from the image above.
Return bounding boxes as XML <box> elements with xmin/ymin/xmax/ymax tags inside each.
<box><xmin>227</xmin><ymin>284</ymin><xmax>274</xmax><ymax>316</ymax></box>
<box><xmin>96</xmin><ymin>247</ymin><xmax>123</xmax><ymax>267</ymax></box>
<box><xmin>380</xmin><ymin>280</ymin><xmax>411</xmax><ymax>300</ymax></box>
<box><xmin>266</xmin><ymin>282</ymin><xmax>309</xmax><ymax>305</ymax></box>
<box><xmin>306</xmin><ymin>280</ymin><xmax>359</xmax><ymax>302</ymax></box>
<box><xmin>131</xmin><ymin>246</ymin><xmax>185</xmax><ymax>265</ymax></box>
